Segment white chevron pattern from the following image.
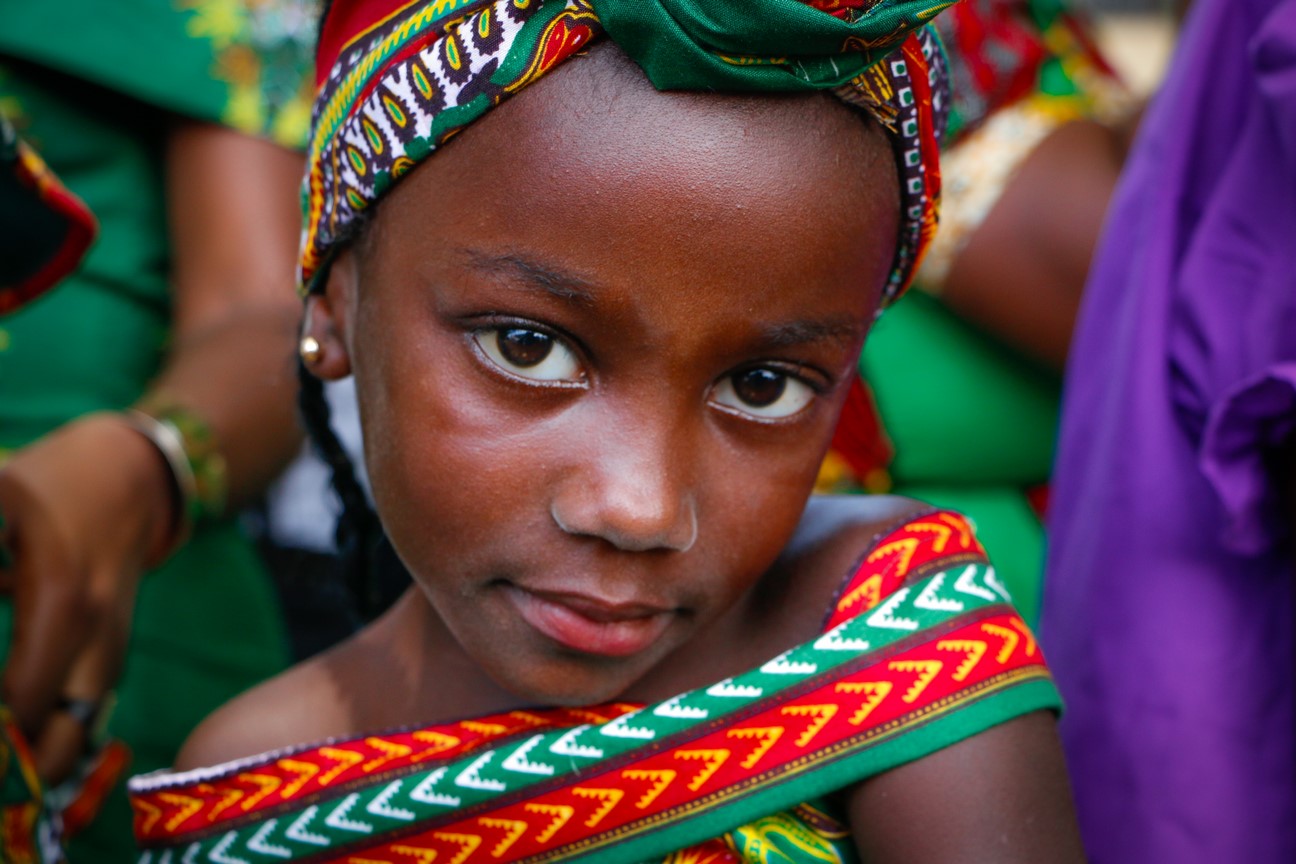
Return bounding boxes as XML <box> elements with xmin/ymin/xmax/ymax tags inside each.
<box><xmin>284</xmin><ymin>806</ymin><xmax>329</xmax><ymax>845</ymax></box>
<box><xmin>246</xmin><ymin>820</ymin><xmax>290</xmax><ymax>858</ymax></box>
<box><xmin>410</xmin><ymin>768</ymin><xmax>460</xmax><ymax>807</ymax></box>
<box><xmin>865</xmin><ymin>588</ymin><xmax>919</xmax><ymax>631</ymax></box>
<box><xmin>501</xmin><ymin>735</ymin><xmax>557</xmax><ymax>776</ymax></box>
<box><xmin>367</xmin><ymin>780</ymin><xmax>416</xmax><ymax>821</ymax></box>
<box><xmin>913</xmin><ymin>573</ymin><xmax>964</xmax><ymax>612</ymax></box>
<box><xmin>550</xmin><ymin>725</ymin><xmax>604</xmax><ymax>760</ymax></box>
<box><xmin>323</xmin><ymin>793</ymin><xmax>373</xmax><ymax>834</ymax></box>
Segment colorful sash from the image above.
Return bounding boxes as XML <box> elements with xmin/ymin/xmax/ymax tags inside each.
<box><xmin>129</xmin><ymin>511</ymin><xmax>1058</xmax><ymax>863</ymax></box>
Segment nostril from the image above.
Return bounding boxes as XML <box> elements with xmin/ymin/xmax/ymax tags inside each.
<box><xmin>675</xmin><ymin>504</ymin><xmax>698</xmax><ymax>553</ymax></box>
<box><xmin>551</xmin><ymin>489</ymin><xmax>697</xmax><ymax>553</ymax></box>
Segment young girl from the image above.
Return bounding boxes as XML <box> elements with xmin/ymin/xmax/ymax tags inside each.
<box><xmin>129</xmin><ymin>1</ymin><xmax>1084</xmax><ymax>861</ymax></box>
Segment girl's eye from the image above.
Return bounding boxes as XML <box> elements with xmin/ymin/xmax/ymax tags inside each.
<box><xmin>711</xmin><ymin>368</ymin><xmax>815</xmax><ymax>420</ymax></box>
<box><xmin>473</xmin><ymin>327</ymin><xmax>583</xmax><ymax>383</ymax></box>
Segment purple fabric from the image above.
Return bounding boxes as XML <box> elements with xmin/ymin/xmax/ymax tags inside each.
<box><xmin>1041</xmin><ymin>1</ymin><xmax>1296</xmax><ymax>861</ymax></box>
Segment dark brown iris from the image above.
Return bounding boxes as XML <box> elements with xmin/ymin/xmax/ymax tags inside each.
<box><xmin>498</xmin><ymin>328</ymin><xmax>553</xmax><ymax>367</ymax></box>
<box><xmin>733</xmin><ymin>368</ymin><xmax>786</xmax><ymax>407</ymax></box>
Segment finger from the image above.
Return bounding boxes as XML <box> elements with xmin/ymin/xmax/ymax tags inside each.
<box><xmin>32</xmin><ymin>593</ymin><xmax>129</xmax><ymax>784</ymax></box>
<box><xmin>0</xmin><ymin>486</ymin><xmax>92</xmax><ymax>734</ymax></box>
<box><xmin>33</xmin><ymin>705</ymin><xmax>94</xmax><ymax>786</ymax></box>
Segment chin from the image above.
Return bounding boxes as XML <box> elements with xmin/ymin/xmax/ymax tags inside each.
<box><xmin>487</xmin><ymin>658</ymin><xmax>647</xmax><ymax>709</ymax></box>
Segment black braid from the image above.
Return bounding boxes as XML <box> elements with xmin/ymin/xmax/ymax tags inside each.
<box><xmin>296</xmin><ymin>358</ymin><xmax>384</xmax><ymax>619</ymax></box>
<box><xmin>297</xmin><ymin>3</ymin><xmax>395</xmax><ymax>620</ymax></box>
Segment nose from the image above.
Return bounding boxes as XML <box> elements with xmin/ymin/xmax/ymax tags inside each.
<box><xmin>550</xmin><ymin>415</ymin><xmax>698</xmax><ymax>553</ymax></box>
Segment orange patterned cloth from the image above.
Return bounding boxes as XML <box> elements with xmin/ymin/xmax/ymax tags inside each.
<box><xmin>130</xmin><ymin>511</ymin><xmax>1058</xmax><ymax>863</ymax></box>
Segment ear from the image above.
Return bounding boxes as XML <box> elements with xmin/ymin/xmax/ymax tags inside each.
<box><xmin>301</xmin><ymin>249</ymin><xmax>358</xmax><ymax>381</ymax></box>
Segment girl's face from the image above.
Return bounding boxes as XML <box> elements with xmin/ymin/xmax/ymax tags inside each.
<box><xmin>313</xmin><ymin>47</ymin><xmax>900</xmax><ymax>706</ymax></box>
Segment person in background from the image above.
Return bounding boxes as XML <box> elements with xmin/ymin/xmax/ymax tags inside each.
<box><xmin>1042</xmin><ymin>0</ymin><xmax>1296</xmax><ymax>860</ymax></box>
<box><xmin>820</xmin><ymin>0</ymin><xmax>1139</xmax><ymax>626</ymax></box>
<box><xmin>0</xmin><ymin>112</ymin><xmax>99</xmax><ymax>864</ymax></box>
<box><xmin>0</xmin><ymin>2</ymin><xmax>315</xmax><ymax>858</ymax></box>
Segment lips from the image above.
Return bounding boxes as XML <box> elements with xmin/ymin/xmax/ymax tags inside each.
<box><xmin>505</xmin><ymin>585</ymin><xmax>675</xmax><ymax>658</ymax></box>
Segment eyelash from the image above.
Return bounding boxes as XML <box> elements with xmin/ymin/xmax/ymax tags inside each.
<box><xmin>468</xmin><ymin>322</ymin><xmax>829</xmax><ymax>420</ymax></box>
<box><xmin>469</xmin><ymin>321</ymin><xmax>588</xmax><ymax>388</ymax></box>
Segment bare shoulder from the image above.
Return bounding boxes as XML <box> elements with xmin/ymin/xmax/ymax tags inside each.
<box><xmin>174</xmin><ymin>592</ymin><xmax>427</xmax><ymax>771</ymax></box>
<box><xmin>775</xmin><ymin>493</ymin><xmax>934</xmax><ymax>600</ymax></box>
<box><xmin>732</xmin><ymin>495</ymin><xmax>933</xmax><ymax>655</ymax></box>
<box><xmin>173</xmin><ymin>647</ymin><xmax>356</xmax><ymax>772</ymax></box>
<box><xmin>171</xmin><ymin>596</ymin><xmax>423</xmax><ymax>771</ymax></box>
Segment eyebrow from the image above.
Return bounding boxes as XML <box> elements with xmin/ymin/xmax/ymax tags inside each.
<box><xmin>758</xmin><ymin>315</ymin><xmax>865</xmax><ymax>350</ymax></box>
<box><xmin>464</xmin><ymin>250</ymin><xmax>598</xmax><ymax>305</ymax></box>
<box><xmin>463</xmin><ymin>249</ymin><xmax>864</xmax><ymax>347</ymax></box>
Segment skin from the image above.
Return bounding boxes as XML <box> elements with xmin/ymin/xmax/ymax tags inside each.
<box><xmin>181</xmin><ymin>43</ymin><xmax>1084</xmax><ymax>861</ymax></box>
<box><xmin>0</xmin><ymin>122</ymin><xmax>304</xmax><ymax>782</ymax></box>
<box><xmin>939</xmin><ymin>115</ymin><xmax>1138</xmax><ymax>371</ymax></box>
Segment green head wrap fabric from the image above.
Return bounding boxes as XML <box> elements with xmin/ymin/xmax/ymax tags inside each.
<box><xmin>596</xmin><ymin>0</ymin><xmax>953</xmax><ymax>90</ymax></box>
<box><xmin>302</xmin><ymin>0</ymin><xmax>953</xmax><ymax>304</ymax></box>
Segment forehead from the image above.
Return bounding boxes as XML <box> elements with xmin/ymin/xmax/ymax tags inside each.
<box><xmin>361</xmin><ymin>42</ymin><xmax>900</xmax><ymax>324</ymax></box>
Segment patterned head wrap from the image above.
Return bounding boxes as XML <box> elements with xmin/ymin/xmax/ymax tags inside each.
<box><xmin>302</xmin><ymin>0</ymin><xmax>954</xmax><ymax>305</ymax></box>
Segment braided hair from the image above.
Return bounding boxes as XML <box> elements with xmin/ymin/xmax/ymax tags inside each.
<box><xmin>295</xmin><ymin>355</ymin><xmax>385</xmax><ymax>619</ymax></box>
<box><xmin>292</xmin><ymin>0</ymin><xmax>392</xmax><ymax>621</ymax></box>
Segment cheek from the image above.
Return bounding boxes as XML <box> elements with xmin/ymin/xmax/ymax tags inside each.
<box><xmin>353</xmin><ymin>317</ymin><xmax>549</xmax><ymax>575</ymax></box>
<box><xmin>697</xmin><ymin>416</ymin><xmax>841</xmax><ymax>584</ymax></box>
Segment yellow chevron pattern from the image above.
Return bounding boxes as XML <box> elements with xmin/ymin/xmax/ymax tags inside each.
<box><xmin>389</xmin><ymin>845</ymin><xmax>437</xmax><ymax>863</ymax></box>
<box><xmin>411</xmin><ymin>730</ymin><xmax>462</xmax><ymax>762</ymax></box>
<box><xmin>239</xmin><ymin>773</ymin><xmax>280</xmax><ymax>811</ymax></box>
<box><xmin>889</xmin><ymin>660</ymin><xmax>944</xmax><ymax>703</ymax></box>
<box><xmin>279</xmin><ymin>759</ymin><xmax>320</xmax><ymax>798</ymax></box>
<box><xmin>623</xmin><ymin>769</ymin><xmax>678</xmax><ymax>809</ymax></box>
<box><xmin>432</xmin><ymin>831</ymin><xmax>483</xmax><ymax>864</ymax></box>
<box><xmin>362</xmin><ymin>737</ymin><xmax>413</xmax><ymax>772</ymax></box>
<box><xmin>981</xmin><ymin>623</ymin><xmax>1020</xmax><ymax>663</ymax></box>
<box><xmin>782</xmin><ymin>705</ymin><xmax>839</xmax><ymax>748</ymax></box>
<box><xmin>479</xmin><ymin>817</ymin><xmax>528</xmax><ymax>857</ymax></box>
<box><xmin>867</xmin><ymin>537</ymin><xmax>919</xmax><ymax>578</ymax></box>
<box><xmin>318</xmin><ymin>747</ymin><xmax>366</xmax><ymax>786</ymax></box>
<box><xmin>675</xmin><ymin>749</ymin><xmax>732</xmax><ymax>792</ymax></box>
<box><xmin>524</xmin><ymin>803</ymin><xmax>574</xmax><ymax>843</ymax></box>
<box><xmin>937</xmin><ymin>639</ymin><xmax>988</xmax><ymax>681</ymax></box>
<box><xmin>836</xmin><ymin>574</ymin><xmax>884</xmax><ymax>615</ymax></box>
<box><xmin>572</xmin><ymin>787</ymin><xmax>624</xmax><ymax>828</ymax></box>
<box><xmin>728</xmin><ymin>726</ymin><xmax>785</xmax><ymax>769</ymax></box>
<box><xmin>158</xmin><ymin>793</ymin><xmax>203</xmax><ymax>832</ymax></box>
<box><xmin>836</xmin><ymin>681</ymin><xmax>894</xmax><ymax>725</ymax></box>
<box><xmin>205</xmin><ymin>786</ymin><xmax>242</xmax><ymax>821</ymax></box>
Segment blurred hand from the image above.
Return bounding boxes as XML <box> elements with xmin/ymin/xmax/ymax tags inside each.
<box><xmin>0</xmin><ymin>123</ymin><xmax>306</xmax><ymax>787</ymax></box>
<box><xmin>0</xmin><ymin>412</ymin><xmax>173</xmax><ymax>783</ymax></box>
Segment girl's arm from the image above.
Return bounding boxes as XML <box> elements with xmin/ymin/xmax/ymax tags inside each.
<box><xmin>847</xmin><ymin>711</ymin><xmax>1086</xmax><ymax>862</ymax></box>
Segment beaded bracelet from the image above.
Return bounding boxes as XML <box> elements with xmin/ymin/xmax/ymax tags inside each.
<box><xmin>119</xmin><ymin>404</ymin><xmax>227</xmax><ymax>563</ymax></box>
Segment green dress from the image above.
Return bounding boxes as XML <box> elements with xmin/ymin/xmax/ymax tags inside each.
<box><xmin>0</xmin><ymin>2</ymin><xmax>314</xmax><ymax>859</ymax></box>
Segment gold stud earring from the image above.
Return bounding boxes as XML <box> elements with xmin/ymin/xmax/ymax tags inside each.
<box><xmin>299</xmin><ymin>335</ymin><xmax>324</xmax><ymax>365</ymax></box>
